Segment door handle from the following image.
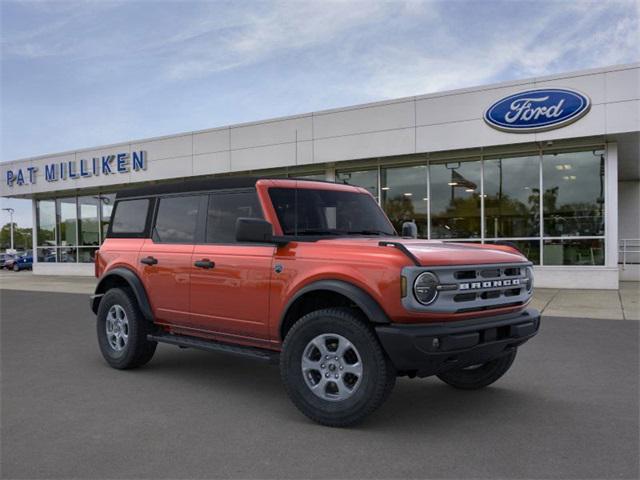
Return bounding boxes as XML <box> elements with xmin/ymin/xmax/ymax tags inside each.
<box><xmin>194</xmin><ymin>259</ymin><xmax>215</xmax><ymax>269</ymax></box>
<box><xmin>140</xmin><ymin>256</ymin><xmax>158</xmax><ymax>266</ymax></box>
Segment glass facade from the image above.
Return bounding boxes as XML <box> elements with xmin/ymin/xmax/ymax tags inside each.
<box><xmin>430</xmin><ymin>160</ymin><xmax>482</xmax><ymax>239</ymax></box>
<box><xmin>336</xmin><ymin>147</ymin><xmax>606</xmax><ymax>266</ymax></box>
<box><xmin>31</xmin><ymin>147</ymin><xmax>607</xmax><ymax>267</ymax></box>
<box><xmin>36</xmin><ymin>194</ymin><xmax>116</xmax><ymax>263</ymax></box>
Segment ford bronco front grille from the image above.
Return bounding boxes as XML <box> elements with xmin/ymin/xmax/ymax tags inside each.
<box><xmin>401</xmin><ymin>262</ymin><xmax>533</xmax><ymax>314</ymax></box>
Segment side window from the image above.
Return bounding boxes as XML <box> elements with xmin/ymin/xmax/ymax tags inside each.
<box><xmin>153</xmin><ymin>195</ymin><xmax>201</xmax><ymax>243</ymax></box>
<box><xmin>110</xmin><ymin>199</ymin><xmax>150</xmax><ymax>234</ymax></box>
<box><xmin>206</xmin><ymin>191</ymin><xmax>263</xmax><ymax>243</ymax></box>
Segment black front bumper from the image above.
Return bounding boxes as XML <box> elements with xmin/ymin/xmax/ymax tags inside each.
<box><xmin>375</xmin><ymin>308</ymin><xmax>540</xmax><ymax>377</ymax></box>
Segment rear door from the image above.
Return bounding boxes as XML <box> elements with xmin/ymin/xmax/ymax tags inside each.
<box><xmin>138</xmin><ymin>194</ymin><xmax>205</xmax><ymax>326</ymax></box>
<box><xmin>190</xmin><ymin>189</ymin><xmax>274</xmax><ymax>344</ymax></box>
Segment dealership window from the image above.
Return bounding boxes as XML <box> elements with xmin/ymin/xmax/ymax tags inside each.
<box><xmin>542</xmin><ymin>150</ymin><xmax>605</xmax><ymax>237</ymax></box>
<box><xmin>55</xmin><ymin>198</ymin><xmax>78</xmax><ymax>263</ymax></box>
<box><xmin>336</xmin><ymin>169</ymin><xmax>379</xmax><ymax>200</ymax></box>
<box><xmin>483</xmin><ymin>155</ymin><xmax>540</xmax><ymax>238</ymax></box>
<box><xmin>78</xmin><ymin>196</ymin><xmax>100</xmax><ymax>246</ymax></box>
<box><xmin>543</xmin><ymin>238</ymin><xmax>605</xmax><ymax>266</ymax></box>
<box><xmin>333</xmin><ymin>147</ymin><xmax>604</xmax><ymax>266</ymax></box>
<box><xmin>381</xmin><ymin>165</ymin><xmax>428</xmax><ymax>238</ymax></box>
<box><xmin>430</xmin><ymin>159</ymin><xmax>482</xmax><ymax>239</ymax></box>
<box><xmin>290</xmin><ymin>172</ymin><xmax>326</xmax><ymax>181</ymax></box>
<box><xmin>36</xmin><ymin>200</ymin><xmax>57</xmax><ymax>263</ymax></box>
<box><xmin>35</xmin><ymin>193</ymin><xmax>124</xmax><ymax>264</ymax></box>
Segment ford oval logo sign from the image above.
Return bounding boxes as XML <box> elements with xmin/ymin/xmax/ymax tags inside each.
<box><xmin>484</xmin><ymin>88</ymin><xmax>591</xmax><ymax>133</ymax></box>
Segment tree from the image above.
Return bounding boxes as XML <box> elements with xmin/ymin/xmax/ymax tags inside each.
<box><xmin>0</xmin><ymin>223</ymin><xmax>32</xmax><ymax>251</ymax></box>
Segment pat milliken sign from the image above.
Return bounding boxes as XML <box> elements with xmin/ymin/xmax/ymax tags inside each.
<box><xmin>484</xmin><ymin>88</ymin><xmax>591</xmax><ymax>133</ymax></box>
<box><xmin>4</xmin><ymin>151</ymin><xmax>147</xmax><ymax>187</ymax></box>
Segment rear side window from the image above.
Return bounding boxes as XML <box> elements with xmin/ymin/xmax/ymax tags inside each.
<box><xmin>206</xmin><ymin>191</ymin><xmax>263</xmax><ymax>243</ymax></box>
<box><xmin>110</xmin><ymin>199</ymin><xmax>150</xmax><ymax>234</ymax></box>
<box><xmin>153</xmin><ymin>195</ymin><xmax>201</xmax><ymax>244</ymax></box>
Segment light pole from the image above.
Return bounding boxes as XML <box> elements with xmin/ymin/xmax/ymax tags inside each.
<box><xmin>2</xmin><ymin>207</ymin><xmax>15</xmax><ymax>251</ymax></box>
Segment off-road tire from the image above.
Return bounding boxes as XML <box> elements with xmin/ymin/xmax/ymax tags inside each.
<box><xmin>280</xmin><ymin>307</ymin><xmax>396</xmax><ymax>427</ymax></box>
<box><xmin>436</xmin><ymin>349</ymin><xmax>517</xmax><ymax>390</ymax></box>
<box><xmin>97</xmin><ymin>287</ymin><xmax>157</xmax><ymax>369</ymax></box>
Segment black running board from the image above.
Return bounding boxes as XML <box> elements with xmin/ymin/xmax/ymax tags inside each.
<box><xmin>147</xmin><ymin>332</ymin><xmax>279</xmax><ymax>364</ymax></box>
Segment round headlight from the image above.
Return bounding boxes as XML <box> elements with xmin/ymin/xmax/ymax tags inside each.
<box><xmin>525</xmin><ymin>267</ymin><xmax>534</xmax><ymax>293</ymax></box>
<box><xmin>414</xmin><ymin>271</ymin><xmax>439</xmax><ymax>305</ymax></box>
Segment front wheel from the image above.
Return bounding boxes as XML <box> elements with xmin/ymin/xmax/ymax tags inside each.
<box><xmin>96</xmin><ymin>287</ymin><xmax>157</xmax><ymax>369</ymax></box>
<box><xmin>436</xmin><ymin>349</ymin><xmax>517</xmax><ymax>390</ymax></box>
<box><xmin>12</xmin><ymin>263</ymin><xmax>19</xmax><ymax>272</ymax></box>
<box><xmin>280</xmin><ymin>308</ymin><xmax>396</xmax><ymax>427</ymax></box>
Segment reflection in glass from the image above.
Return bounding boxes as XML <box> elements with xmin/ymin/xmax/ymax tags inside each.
<box><xmin>484</xmin><ymin>155</ymin><xmax>540</xmax><ymax>238</ymax></box>
<box><xmin>59</xmin><ymin>246</ymin><xmax>77</xmax><ymax>263</ymax></box>
<box><xmin>336</xmin><ymin>169</ymin><xmax>379</xmax><ymax>200</ymax></box>
<box><xmin>37</xmin><ymin>247</ymin><xmax>57</xmax><ymax>263</ymax></box>
<box><xmin>57</xmin><ymin>198</ymin><xmax>77</xmax><ymax>246</ymax></box>
<box><xmin>78</xmin><ymin>247</ymin><xmax>99</xmax><ymax>263</ymax></box>
<box><xmin>543</xmin><ymin>239</ymin><xmax>604</xmax><ymax>265</ymax></box>
<box><xmin>37</xmin><ymin>200</ymin><xmax>56</xmax><ymax>246</ymax></box>
<box><xmin>78</xmin><ymin>196</ymin><xmax>100</xmax><ymax>246</ymax></box>
<box><xmin>430</xmin><ymin>160</ymin><xmax>481</xmax><ymax>238</ymax></box>
<box><xmin>542</xmin><ymin>150</ymin><xmax>605</xmax><ymax>236</ymax></box>
<box><xmin>381</xmin><ymin>165</ymin><xmax>428</xmax><ymax>238</ymax></box>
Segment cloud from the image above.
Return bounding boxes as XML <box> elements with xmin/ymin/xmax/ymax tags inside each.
<box><xmin>349</xmin><ymin>0</ymin><xmax>640</xmax><ymax>99</ymax></box>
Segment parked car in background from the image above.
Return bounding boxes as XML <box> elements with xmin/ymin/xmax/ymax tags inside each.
<box><xmin>1</xmin><ymin>253</ymin><xmax>16</xmax><ymax>269</ymax></box>
<box><xmin>11</xmin><ymin>251</ymin><xmax>33</xmax><ymax>271</ymax></box>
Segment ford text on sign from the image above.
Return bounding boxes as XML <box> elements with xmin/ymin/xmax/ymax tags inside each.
<box><xmin>484</xmin><ymin>88</ymin><xmax>591</xmax><ymax>133</ymax></box>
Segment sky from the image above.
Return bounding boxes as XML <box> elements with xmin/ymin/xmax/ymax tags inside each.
<box><xmin>1</xmin><ymin>0</ymin><xmax>639</xmax><ymax>228</ymax></box>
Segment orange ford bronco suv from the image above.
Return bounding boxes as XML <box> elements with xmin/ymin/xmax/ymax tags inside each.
<box><xmin>91</xmin><ymin>177</ymin><xmax>540</xmax><ymax>427</ymax></box>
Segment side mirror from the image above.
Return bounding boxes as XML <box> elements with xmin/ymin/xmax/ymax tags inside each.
<box><xmin>236</xmin><ymin>218</ymin><xmax>275</xmax><ymax>243</ymax></box>
<box><xmin>401</xmin><ymin>221</ymin><xmax>418</xmax><ymax>239</ymax></box>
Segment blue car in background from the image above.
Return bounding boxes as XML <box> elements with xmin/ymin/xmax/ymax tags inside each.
<box><xmin>12</xmin><ymin>252</ymin><xmax>33</xmax><ymax>271</ymax></box>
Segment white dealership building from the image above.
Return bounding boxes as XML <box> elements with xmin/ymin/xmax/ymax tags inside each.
<box><xmin>1</xmin><ymin>63</ymin><xmax>639</xmax><ymax>289</ymax></box>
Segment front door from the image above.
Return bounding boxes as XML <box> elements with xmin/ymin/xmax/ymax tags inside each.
<box><xmin>139</xmin><ymin>194</ymin><xmax>204</xmax><ymax>326</ymax></box>
<box><xmin>189</xmin><ymin>190</ymin><xmax>274</xmax><ymax>344</ymax></box>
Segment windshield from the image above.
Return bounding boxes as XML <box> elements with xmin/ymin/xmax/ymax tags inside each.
<box><xmin>269</xmin><ymin>187</ymin><xmax>396</xmax><ymax>237</ymax></box>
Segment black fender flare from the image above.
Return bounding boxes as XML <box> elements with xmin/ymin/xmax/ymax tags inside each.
<box><xmin>91</xmin><ymin>267</ymin><xmax>154</xmax><ymax>321</ymax></box>
<box><xmin>280</xmin><ymin>279</ymin><xmax>391</xmax><ymax>335</ymax></box>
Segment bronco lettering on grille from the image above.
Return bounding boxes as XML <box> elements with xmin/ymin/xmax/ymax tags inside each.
<box><xmin>459</xmin><ymin>279</ymin><xmax>521</xmax><ymax>290</ymax></box>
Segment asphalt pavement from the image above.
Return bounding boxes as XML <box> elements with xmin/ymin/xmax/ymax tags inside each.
<box><xmin>1</xmin><ymin>289</ymin><xmax>638</xmax><ymax>479</ymax></box>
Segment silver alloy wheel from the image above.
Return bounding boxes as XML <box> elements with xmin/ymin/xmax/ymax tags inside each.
<box><xmin>301</xmin><ymin>333</ymin><xmax>363</xmax><ymax>402</ymax></box>
<box><xmin>105</xmin><ymin>304</ymin><xmax>129</xmax><ymax>352</ymax></box>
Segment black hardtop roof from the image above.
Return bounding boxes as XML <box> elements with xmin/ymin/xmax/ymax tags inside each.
<box><xmin>115</xmin><ymin>176</ymin><xmax>339</xmax><ymax>199</ymax></box>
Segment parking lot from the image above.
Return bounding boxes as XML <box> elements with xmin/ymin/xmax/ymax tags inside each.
<box><xmin>1</xmin><ymin>288</ymin><xmax>639</xmax><ymax>479</ymax></box>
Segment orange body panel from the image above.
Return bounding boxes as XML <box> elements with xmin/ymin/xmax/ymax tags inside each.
<box><xmin>97</xmin><ymin>179</ymin><xmax>531</xmax><ymax>351</ymax></box>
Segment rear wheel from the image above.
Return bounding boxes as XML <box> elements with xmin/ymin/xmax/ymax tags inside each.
<box><xmin>436</xmin><ymin>349</ymin><xmax>517</xmax><ymax>390</ymax></box>
<box><xmin>96</xmin><ymin>288</ymin><xmax>157</xmax><ymax>369</ymax></box>
<box><xmin>12</xmin><ymin>263</ymin><xmax>19</xmax><ymax>272</ymax></box>
<box><xmin>280</xmin><ymin>308</ymin><xmax>396</xmax><ymax>427</ymax></box>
